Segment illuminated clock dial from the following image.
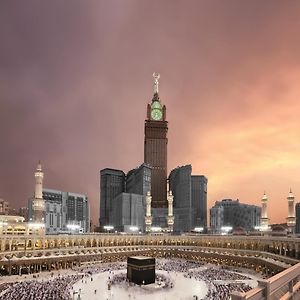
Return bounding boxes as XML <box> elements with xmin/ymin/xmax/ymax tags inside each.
<box><xmin>151</xmin><ymin>109</ymin><xmax>162</xmax><ymax>121</ymax></box>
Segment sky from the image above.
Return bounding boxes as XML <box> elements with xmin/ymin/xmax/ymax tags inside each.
<box><xmin>1</xmin><ymin>1</ymin><xmax>300</xmax><ymax>227</ymax></box>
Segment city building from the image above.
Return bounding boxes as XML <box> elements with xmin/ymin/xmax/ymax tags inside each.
<box><xmin>99</xmin><ymin>168</ymin><xmax>125</xmax><ymax>230</ymax></box>
<box><xmin>144</xmin><ymin>73</ymin><xmax>168</xmax><ymax>208</ymax></box>
<box><xmin>169</xmin><ymin>165</ymin><xmax>208</xmax><ymax>232</ymax></box>
<box><xmin>126</xmin><ymin>163</ymin><xmax>151</xmax><ymax>196</ymax></box>
<box><xmin>169</xmin><ymin>165</ymin><xmax>192</xmax><ymax>232</ymax></box>
<box><xmin>210</xmin><ymin>199</ymin><xmax>261</xmax><ymax>234</ymax></box>
<box><xmin>29</xmin><ymin>188</ymin><xmax>90</xmax><ymax>234</ymax></box>
<box><xmin>99</xmin><ymin>75</ymin><xmax>209</xmax><ymax>233</ymax></box>
<box><xmin>100</xmin><ymin>164</ymin><xmax>151</xmax><ymax>233</ymax></box>
<box><xmin>191</xmin><ymin>175</ymin><xmax>208</xmax><ymax>229</ymax></box>
<box><xmin>0</xmin><ymin>215</ymin><xmax>27</xmax><ymax>235</ymax></box>
<box><xmin>0</xmin><ymin>199</ymin><xmax>9</xmax><ymax>215</ymax></box>
<box><xmin>110</xmin><ymin>193</ymin><xmax>145</xmax><ymax>232</ymax></box>
<box><xmin>295</xmin><ymin>203</ymin><xmax>300</xmax><ymax>234</ymax></box>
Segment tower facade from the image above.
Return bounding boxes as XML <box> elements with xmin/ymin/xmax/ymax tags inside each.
<box><xmin>32</xmin><ymin>161</ymin><xmax>45</xmax><ymax>224</ymax></box>
<box><xmin>144</xmin><ymin>73</ymin><xmax>168</xmax><ymax>208</ymax></box>
<box><xmin>99</xmin><ymin>168</ymin><xmax>125</xmax><ymax>230</ymax></box>
<box><xmin>286</xmin><ymin>189</ymin><xmax>296</xmax><ymax>233</ymax></box>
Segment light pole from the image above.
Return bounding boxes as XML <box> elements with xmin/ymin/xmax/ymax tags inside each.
<box><xmin>103</xmin><ymin>225</ymin><xmax>114</xmax><ymax>233</ymax></box>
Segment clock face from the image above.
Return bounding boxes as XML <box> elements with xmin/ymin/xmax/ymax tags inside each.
<box><xmin>151</xmin><ymin>109</ymin><xmax>162</xmax><ymax>121</ymax></box>
<box><xmin>151</xmin><ymin>101</ymin><xmax>162</xmax><ymax>110</ymax></box>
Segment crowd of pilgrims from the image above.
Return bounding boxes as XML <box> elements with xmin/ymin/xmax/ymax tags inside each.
<box><xmin>0</xmin><ymin>274</ymin><xmax>82</xmax><ymax>300</ymax></box>
<box><xmin>108</xmin><ymin>272</ymin><xmax>174</xmax><ymax>289</ymax></box>
<box><xmin>0</xmin><ymin>259</ymin><xmax>254</xmax><ymax>300</ymax></box>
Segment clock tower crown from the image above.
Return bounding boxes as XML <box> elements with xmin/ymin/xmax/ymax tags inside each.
<box><xmin>146</xmin><ymin>73</ymin><xmax>166</xmax><ymax>121</ymax></box>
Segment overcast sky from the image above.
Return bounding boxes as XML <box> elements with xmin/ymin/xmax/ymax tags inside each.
<box><xmin>1</xmin><ymin>1</ymin><xmax>300</xmax><ymax>226</ymax></box>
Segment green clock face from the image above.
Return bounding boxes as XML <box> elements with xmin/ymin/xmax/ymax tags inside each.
<box><xmin>151</xmin><ymin>101</ymin><xmax>162</xmax><ymax>110</ymax></box>
<box><xmin>151</xmin><ymin>109</ymin><xmax>162</xmax><ymax>120</ymax></box>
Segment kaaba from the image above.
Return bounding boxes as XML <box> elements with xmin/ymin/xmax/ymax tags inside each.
<box><xmin>127</xmin><ymin>256</ymin><xmax>155</xmax><ymax>285</ymax></box>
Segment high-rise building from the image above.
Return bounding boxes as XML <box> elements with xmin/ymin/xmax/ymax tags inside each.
<box><xmin>29</xmin><ymin>188</ymin><xmax>90</xmax><ymax>234</ymax></box>
<box><xmin>169</xmin><ymin>165</ymin><xmax>208</xmax><ymax>232</ymax></box>
<box><xmin>126</xmin><ymin>163</ymin><xmax>151</xmax><ymax>196</ymax></box>
<box><xmin>191</xmin><ymin>175</ymin><xmax>208</xmax><ymax>229</ymax></box>
<box><xmin>144</xmin><ymin>73</ymin><xmax>168</xmax><ymax>208</ymax></box>
<box><xmin>110</xmin><ymin>193</ymin><xmax>145</xmax><ymax>232</ymax></box>
<box><xmin>99</xmin><ymin>169</ymin><xmax>125</xmax><ymax>229</ymax></box>
<box><xmin>99</xmin><ymin>74</ymin><xmax>209</xmax><ymax>233</ymax></box>
<box><xmin>169</xmin><ymin>165</ymin><xmax>192</xmax><ymax>232</ymax></box>
<box><xmin>63</xmin><ymin>191</ymin><xmax>89</xmax><ymax>233</ymax></box>
<box><xmin>295</xmin><ymin>203</ymin><xmax>300</xmax><ymax>234</ymax></box>
<box><xmin>100</xmin><ymin>164</ymin><xmax>151</xmax><ymax>232</ymax></box>
<box><xmin>210</xmin><ymin>199</ymin><xmax>261</xmax><ymax>234</ymax></box>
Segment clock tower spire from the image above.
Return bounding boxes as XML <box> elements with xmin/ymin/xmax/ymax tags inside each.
<box><xmin>144</xmin><ymin>73</ymin><xmax>168</xmax><ymax>208</ymax></box>
<box><xmin>153</xmin><ymin>72</ymin><xmax>160</xmax><ymax>94</ymax></box>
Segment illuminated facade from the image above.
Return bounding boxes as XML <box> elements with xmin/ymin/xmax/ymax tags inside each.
<box><xmin>29</xmin><ymin>188</ymin><xmax>89</xmax><ymax>234</ymax></box>
<box><xmin>0</xmin><ymin>233</ymin><xmax>299</xmax><ymax>299</ymax></box>
<box><xmin>210</xmin><ymin>199</ymin><xmax>261</xmax><ymax>234</ymax></box>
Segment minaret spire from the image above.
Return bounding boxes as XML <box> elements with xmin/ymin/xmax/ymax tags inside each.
<box><xmin>153</xmin><ymin>72</ymin><xmax>160</xmax><ymax>94</ymax></box>
<box><xmin>287</xmin><ymin>189</ymin><xmax>296</xmax><ymax>234</ymax></box>
<box><xmin>260</xmin><ymin>192</ymin><xmax>269</xmax><ymax>231</ymax></box>
<box><xmin>32</xmin><ymin>161</ymin><xmax>45</xmax><ymax>234</ymax></box>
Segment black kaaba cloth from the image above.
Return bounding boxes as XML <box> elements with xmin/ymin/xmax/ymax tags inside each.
<box><xmin>127</xmin><ymin>256</ymin><xmax>155</xmax><ymax>285</ymax></box>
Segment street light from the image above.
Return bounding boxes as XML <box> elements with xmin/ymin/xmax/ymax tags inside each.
<box><xmin>193</xmin><ymin>227</ymin><xmax>204</xmax><ymax>233</ymax></box>
<box><xmin>151</xmin><ymin>226</ymin><xmax>162</xmax><ymax>232</ymax></box>
<box><xmin>103</xmin><ymin>225</ymin><xmax>114</xmax><ymax>233</ymax></box>
<box><xmin>221</xmin><ymin>226</ymin><xmax>232</xmax><ymax>235</ymax></box>
<box><xmin>129</xmin><ymin>226</ymin><xmax>138</xmax><ymax>232</ymax></box>
<box><xmin>67</xmin><ymin>224</ymin><xmax>81</xmax><ymax>232</ymax></box>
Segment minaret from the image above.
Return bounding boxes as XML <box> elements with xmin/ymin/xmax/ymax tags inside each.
<box><xmin>32</xmin><ymin>161</ymin><xmax>45</xmax><ymax>225</ymax></box>
<box><xmin>144</xmin><ymin>191</ymin><xmax>152</xmax><ymax>233</ymax></box>
<box><xmin>286</xmin><ymin>189</ymin><xmax>296</xmax><ymax>234</ymax></box>
<box><xmin>260</xmin><ymin>192</ymin><xmax>269</xmax><ymax>230</ymax></box>
<box><xmin>167</xmin><ymin>190</ymin><xmax>174</xmax><ymax>232</ymax></box>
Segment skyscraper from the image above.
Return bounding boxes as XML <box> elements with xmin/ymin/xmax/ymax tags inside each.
<box><xmin>169</xmin><ymin>165</ymin><xmax>192</xmax><ymax>232</ymax></box>
<box><xmin>144</xmin><ymin>73</ymin><xmax>168</xmax><ymax>208</ymax></box>
<box><xmin>126</xmin><ymin>163</ymin><xmax>151</xmax><ymax>196</ymax></box>
<box><xmin>191</xmin><ymin>175</ymin><xmax>208</xmax><ymax>229</ymax></box>
<box><xmin>99</xmin><ymin>168</ymin><xmax>125</xmax><ymax>229</ymax></box>
<box><xmin>99</xmin><ymin>164</ymin><xmax>151</xmax><ymax>232</ymax></box>
<box><xmin>169</xmin><ymin>165</ymin><xmax>208</xmax><ymax>232</ymax></box>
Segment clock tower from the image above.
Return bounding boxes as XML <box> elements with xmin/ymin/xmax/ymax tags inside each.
<box><xmin>144</xmin><ymin>73</ymin><xmax>168</xmax><ymax>208</ymax></box>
